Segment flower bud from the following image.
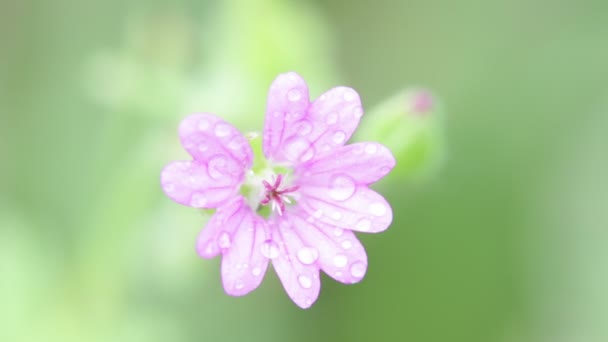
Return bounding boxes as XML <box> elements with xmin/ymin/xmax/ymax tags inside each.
<box><xmin>354</xmin><ymin>89</ymin><xmax>445</xmax><ymax>182</ymax></box>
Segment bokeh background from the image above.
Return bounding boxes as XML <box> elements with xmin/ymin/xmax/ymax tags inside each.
<box><xmin>1</xmin><ymin>0</ymin><xmax>607</xmax><ymax>341</ymax></box>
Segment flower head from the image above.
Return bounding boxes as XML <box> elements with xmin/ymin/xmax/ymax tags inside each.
<box><xmin>161</xmin><ymin>72</ymin><xmax>395</xmax><ymax>308</ymax></box>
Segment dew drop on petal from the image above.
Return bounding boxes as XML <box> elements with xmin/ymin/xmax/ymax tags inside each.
<box><xmin>252</xmin><ymin>267</ymin><xmax>262</xmax><ymax>277</ymax></box>
<box><xmin>261</xmin><ymin>240</ymin><xmax>280</xmax><ymax>259</ymax></box>
<box><xmin>218</xmin><ymin>232</ymin><xmax>231</xmax><ymax>249</ymax></box>
<box><xmin>284</xmin><ymin>137</ymin><xmax>311</xmax><ymax>161</ymax></box>
<box><xmin>355</xmin><ymin>218</ymin><xmax>372</xmax><ymax>231</ymax></box>
<box><xmin>331</xmin><ymin>211</ymin><xmax>342</xmax><ymax>220</ymax></box>
<box><xmin>325</xmin><ymin>113</ymin><xmax>338</xmax><ymax>125</ymax></box>
<box><xmin>288</xmin><ymin>89</ymin><xmax>302</xmax><ymax>102</ymax></box>
<box><xmin>190</xmin><ymin>193</ymin><xmax>207</xmax><ymax>207</ymax></box>
<box><xmin>214</xmin><ymin>123</ymin><xmax>230</xmax><ymax>137</ymax></box>
<box><xmin>328</xmin><ymin>175</ymin><xmax>356</xmax><ymax>201</ymax></box>
<box><xmin>296</xmin><ymin>121</ymin><xmax>313</xmax><ymax>136</ymax></box>
<box><xmin>350</xmin><ymin>261</ymin><xmax>366</xmax><ymax>278</ymax></box>
<box><xmin>343</xmin><ymin>90</ymin><xmax>356</xmax><ymax>102</ymax></box>
<box><xmin>332</xmin><ymin>131</ymin><xmax>346</xmax><ymax>144</ymax></box>
<box><xmin>353</xmin><ymin>106</ymin><xmax>364</xmax><ymax>118</ymax></box>
<box><xmin>333</xmin><ymin>227</ymin><xmax>344</xmax><ymax>237</ymax></box>
<box><xmin>198</xmin><ymin>143</ymin><xmax>208</xmax><ymax>152</ymax></box>
<box><xmin>369</xmin><ymin>202</ymin><xmax>387</xmax><ymax>216</ymax></box>
<box><xmin>298</xmin><ymin>275</ymin><xmax>313</xmax><ymax>289</ymax></box>
<box><xmin>164</xmin><ymin>183</ymin><xmax>175</xmax><ymax>193</ymax></box>
<box><xmin>300</xmin><ymin>149</ymin><xmax>314</xmax><ymax>162</ymax></box>
<box><xmin>365</xmin><ymin>143</ymin><xmax>378</xmax><ymax>154</ymax></box>
<box><xmin>333</xmin><ymin>254</ymin><xmax>348</xmax><ymax>268</ymax></box>
<box><xmin>235</xmin><ymin>279</ymin><xmax>244</xmax><ymax>290</ymax></box>
<box><xmin>207</xmin><ymin>156</ymin><xmax>228</xmax><ymax>179</ymax></box>
<box><xmin>198</xmin><ymin>119</ymin><xmax>210</xmax><ymax>131</ymax></box>
<box><xmin>341</xmin><ymin>240</ymin><xmax>353</xmax><ymax>250</ymax></box>
<box><xmin>297</xmin><ymin>247</ymin><xmax>319</xmax><ymax>265</ymax></box>
<box><xmin>228</xmin><ymin>136</ymin><xmax>243</xmax><ymax>150</ymax></box>
<box><xmin>313</xmin><ymin>209</ymin><xmax>323</xmax><ymax>219</ymax></box>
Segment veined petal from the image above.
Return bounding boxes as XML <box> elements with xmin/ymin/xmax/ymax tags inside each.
<box><xmin>263</xmin><ymin>72</ymin><xmax>310</xmax><ymax>163</ymax></box>
<box><xmin>270</xmin><ymin>215</ymin><xmax>321</xmax><ymax>309</ymax></box>
<box><xmin>161</xmin><ymin>114</ymin><xmax>252</xmax><ymax>208</ymax></box>
<box><xmin>296</xmin><ymin>142</ymin><xmax>395</xmax><ymax>186</ymax></box>
<box><xmin>179</xmin><ymin>113</ymin><xmax>253</xmax><ymax>168</ymax></box>
<box><xmin>262</xmin><ymin>73</ymin><xmax>364</xmax><ymax>164</ymax></box>
<box><xmin>161</xmin><ymin>161</ymin><xmax>240</xmax><ymax>208</ymax></box>
<box><xmin>290</xmin><ymin>211</ymin><xmax>368</xmax><ymax>284</ymax></box>
<box><xmin>196</xmin><ymin>197</ymin><xmax>270</xmax><ymax>296</ymax></box>
<box><xmin>297</xmin><ymin>186</ymin><xmax>393</xmax><ymax>234</ymax></box>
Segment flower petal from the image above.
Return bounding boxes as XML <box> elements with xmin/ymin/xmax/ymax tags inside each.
<box><xmin>196</xmin><ymin>197</ymin><xmax>270</xmax><ymax>296</ymax></box>
<box><xmin>263</xmin><ymin>72</ymin><xmax>311</xmax><ymax>163</ymax></box>
<box><xmin>290</xmin><ymin>211</ymin><xmax>368</xmax><ymax>284</ymax></box>
<box><xmin>221</xmin><ymin>210</ymin><xmax>270</xmax><ymax>296</ymax></box>
<box><xmin>179</xmin><ymin>113</ymin><xmax>253</xmax><ymax>168</ymax></box>
<box><xmin>270</xmin><ymin>215</ymin><xmax>321</xmax><ymax>309</ymax></box>
<box><xmin>161</xmin><ymin>161</ymin><xmax>240</xmax><ymax>208</ymax></box>
<box><xmin>296</xmin><ymin>142</ymin><xmax>395</xmax><ymax>186</ymax></box>
<box><xmin>161</xmin><ymin>114</ymin><xmax>252</xmax><ymax>208</ymax></box>
<box><xmin>262</xmin><ymin>73</ymin><xmax>364</xmax><ymax>164</ymax></box>
<box><xmin>297</xmin><ymin>186</ymin><xmax>393</xmax><ymax>234</ymax></box>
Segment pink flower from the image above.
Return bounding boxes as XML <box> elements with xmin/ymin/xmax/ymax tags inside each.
<box><xmin>161</xmin><ymin>72</ymin><xmax>395</xmax><ymax>308</ymax></box>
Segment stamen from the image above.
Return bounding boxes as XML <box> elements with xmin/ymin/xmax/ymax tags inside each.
<box><xmin>259</xmin><ymin>173</ymin><xmax>298</xmax><ymax>215</ymax></box>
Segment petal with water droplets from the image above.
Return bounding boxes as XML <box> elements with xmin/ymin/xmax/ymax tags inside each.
<box><xmin>298</xmin><ymin>142</ymin><xmax>395</xmax><ymax>186</ymax></box>
<box><xmin>270</xmin><ymin>215</ymin><xmax>321</xmax><ymax>309</ymax></box>
<box><xmin>263</xmin><ymin>72</ymin><xmax>311</xmax><ymax>163</ymax></box>
<box><xmin>291</xmin><ymin>211</ymin><xmax>368</xmax><ymax>284</ymax></box>
<box><xmin>221</xmin><ymin>208</ymin><xmax>270</xmax><ymax>296</ymax></box>
<box><xmin>161</xmin><ymin>114</ymin><xmax>252</xmax><ymax>208</ymax></box>
<box><xmin>196</xmin><ymin>196</ymin><xmax>247</xmax><ymax>259</ymax></box>
<box><xmin>298</xmin><ymin>186</ymin><xmax>393</xmax><ymax>233</ymax></box>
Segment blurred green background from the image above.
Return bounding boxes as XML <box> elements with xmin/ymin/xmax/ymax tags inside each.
<box><xmin>2</xmin><ymin>0</ymin><xmax>607</xmax><ymax>341</ymax></box>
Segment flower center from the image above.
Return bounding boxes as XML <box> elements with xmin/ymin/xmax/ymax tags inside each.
<box><xmin>260</xmin><ymin>174</ymin><xmax>298</xmax><ymax>216</ymax></box>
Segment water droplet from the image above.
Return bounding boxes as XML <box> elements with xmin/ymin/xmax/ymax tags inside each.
<box><xmin>353</xmin><ymin>106</ymin><xmax>363</xmax><ymax>118</ymax></box>
<box><xmin>355</xmin><ymin>218</ymin><xmax>372</xmax><ymax>231</ymax></box>
<box><xmin>343</xmin><ymin>90</ymin><xmax>356</xmax><ymax>101</ymax></box>
<box><xmin>380</xmin><ymin>166</ymin><xmax>391</xmax><ymax>175</ymax></box>
<box><xmin>319</xmin><ymin>94</ymin><xmax>327</xmax><ymax>102</ymax></box>
<box><xmin>325</xmin><ymin>113</ymin><xmax>338</xmax><ymax>125</ymax></box>
<box><xmin>287</xmin><ymin>72</ymin><xmax>298</xmax><ymax>81</ymax></box>
<box><xmin>365</xmin><ymin>143</ymin><xmax>378</xmax><ymax>154</ymax></box>
<box><xmin>331</xmin><ymin>211</ymin><xmax>342</xmax><ymax>220</ymax></box>
<box><xmin>333</xmin><ymin>228</ymin><xmax>344</xmax><ymax>237</ymax></box>
<box><xmin>284</xmin><ymin>137</ymin><xmax>311</xmax><ymax>161</ymax></box>
<box><xmin>190</xmin><ymin>193</ymin><xmax>207</xmax><ymax>207</ymax></box>
<box><xmin>297</xmin><ymin>247</ymin><xmax>319</xmax><ymax>265</ymax></box>
<box><xmin>332</xmin><ymin>131</ymin><xmax>346</xmax><ymax>144</ymax></box>
<box><xmin>369</xmin><ymin>202</ymin><xmax>387</xmax><ymax>216</ymax></box>
<box><xmin>313</xmin><ymin>209</ymin><xmax>323</xmax><ymax>219</ymax></box>
<box><xmin>305</xmin><ymin>298</ymin><xmax>312</xmax><ymax>306</ymax></box>
<box><xmin>260</xmin><ymin>240</ymin><xmax>280</xmax><ymax>259</ymax></box>
<box><xmin>299</xmin><ymin>149</ymin><xmax>314</xmax><ymax>162</ymax></box>
<box><xmin>288</xmin><ymin>89</ymin><xmax>302</xmax><ymax>102</ymax></box>
<box><xmin>335</xmin><ymin>271</ymin><xmax>343</xmax><ymax>277</ymax></box>
<box><xmin>350</xmin><ymin>261</ymin><xmax>366</xmax><ymax>278</ymax></box>
<box><xmin>164</xmin><ymin>183</ymin><xmax>175</xmax><ymax>193</ymax></box>
<box><xmin>298</xmin><ymin>275</ymin><xmax>313</xmax><ymax>289</ymax></box>
<box><xmin>207</xmin><ymin>156</ymin><xmax>228</xmax><ymax>179</ymax></box>
<box><xmin>218</xmin><ymin>232</ymin><xmax>231</xmax><ymax>249</ymax></box>
<box><xmin>341</xmin><ymin>240</ymin><xmax>353</xmax><ymax>250</ymax></box>
<box><xmin>296</xmin><ymin>121</ymin><xmax>312</xmax><ymax>135</ymax></box>
<box><xmin>328</xmin><ymin>174</ymin><xmax>356</xmax><ymax>201</ymax></box>
<box><xmin>235</xmin><ymin>279</ymin><xmax>244</xmax><ymax>290</ymax></box>
<box><xmin>214</xmin><ymin>123</ymin><xmax>230</xmax><ymax>137</ymax></box>
<box><xmin>203</xmin><ymin>242</ymin><xmax>217</xmax><ymax>256</ymax></box>
<box><xmin>228</xmin><ymin>136</ymin><xmax>243</xmax><ymax>150</ymax></box>
<box><xmin>198</xmin><ymin>119</ymin><xmax>210</xmax><ymax>131</ymax></box>
<box><xmin>198</xmin><ymin>143</ymin><xmax>208</xmax><ymax>152</ymax></box>
<box><xmin>273</xmin><ymin>111</ymin><xmax>281</xmax><ymax>118</ymax></box>
<box><xmin>236</xmin><ymin>263</ymin><xmax>243</xmax><ymax>270</ymax></box>
<box><xmin>333</xmin><ymin>254</ymin><xmax>348</xmax><ymax>267</ymax></box>
<box><xmin>252</xmin><ymin>267</ymin><xmax>262</xmax><ymax>276</ymax></box>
